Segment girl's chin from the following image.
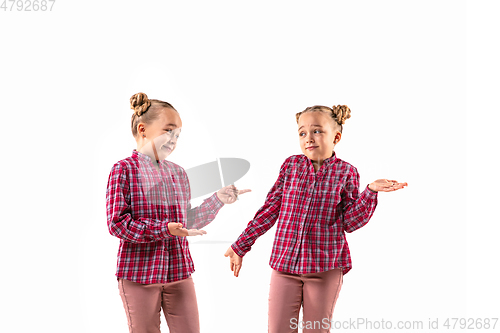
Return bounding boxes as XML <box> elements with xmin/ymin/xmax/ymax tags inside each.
<box><xmin>304</xmin><ymin>150</ymin><xmax>319</xmax><ymax>158</ymax></box>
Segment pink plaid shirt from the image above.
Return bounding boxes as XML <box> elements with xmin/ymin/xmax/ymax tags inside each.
<box><xmin>231</xmin><ymin>152</ymin><xmax>378</xmax><ymax>275</ymax></box>
<box><xmin>106</xmin><ymin>150</ymin><xmax>224</xmax><ymax>284</ymax></box>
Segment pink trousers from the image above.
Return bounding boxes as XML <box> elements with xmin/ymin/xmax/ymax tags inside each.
<box><xmin>117</xmin><ymin>276</ymin><xmax>199</xmax><ymax>333</ymax></box>
<box><xmin>268</xmin><ymin>268</ymin><xmax>343</xmax><ymax>333</ymax></box>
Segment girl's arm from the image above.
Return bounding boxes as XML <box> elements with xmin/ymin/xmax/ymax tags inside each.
<box><xmin>183</xmin><ymin>172</ymin><xmax>250</xmax><ymax>230</ymax></box>
<box><xmin>106</xmin><ymin>164</ymin><xmax>174</xmax><ymax>243</ymax></box>
<box><xmin>342</xmin><ymin>166</ymin><xmax>378</xmax><ymax>233</ymax></box>
<box><xmin>230</xmin><ymin>158</ymin><xmax>287</xmax><ymax>257</ymax></box>
<box><xmin>184</xmin><ymin>184</ymin><xmax>225</xmax><ymax>230</ymax></box>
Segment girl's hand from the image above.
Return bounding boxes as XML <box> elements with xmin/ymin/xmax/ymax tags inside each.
<box><xmin>224</xmin><ymin>247</ymin><xmax>243</xmax><ymax>277</ymax></box>
<box><xmin>369</xmin><ymin>179</ymin><xmax>408</xmax><ymax>192</ymax></box>
<box><xmin>167</xmin><ymin>222</ymin><xmax>207</xmax><ymax>237</ymax></box>
<box><xmin>217</xmin><ymin>185</ymin><xmax>251</xmax><ymax>204</ymax></box>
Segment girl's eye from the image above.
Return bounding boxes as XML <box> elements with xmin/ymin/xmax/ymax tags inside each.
<box><xmin>314</xmin><ymin>129</ymin><xmax>321</xmax><ymax>134</ymax></box>
<box><xmin>165</xmin><ymin>129</ymin><xmax>180</xmax><ymax>139</ymax></box>
<box><xmin>299</xmin><ymin>132</ymin><xmax>305</xmax><ymax>137</ymax></box>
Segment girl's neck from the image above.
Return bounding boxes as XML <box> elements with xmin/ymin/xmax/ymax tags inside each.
<box><xmin>310</xmin><ymin>151</ymin><xmax>334</xmax><ymax>172</ymax></box>
<box><xmin>311</xmin><ymin>160</ymin><xmax>322</xmax><ymax>172</ymax></box>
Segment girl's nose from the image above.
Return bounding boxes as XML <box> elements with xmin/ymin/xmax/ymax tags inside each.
<box><xmin>169</xmin><ymin>134</ymin><xmax>179</xmax><ymax>144</ymax></box>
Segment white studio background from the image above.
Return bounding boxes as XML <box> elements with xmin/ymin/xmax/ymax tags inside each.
<box><xmin>0</xmin><ymin>1</ymin><xmax>498</xmax><ymax>332</ymax></box>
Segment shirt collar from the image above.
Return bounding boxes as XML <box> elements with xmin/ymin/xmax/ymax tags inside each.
<box><xmin>323</xmin><ymin>151</ymin><xmax>337</xmax><ymax>165</ymax></box>
<box><xmin>306</xmin><ymin>150</ymin><xmax>337</xmax><ymax>166</ymax></box>
<box><xmin>132</xmin><ymin>149</ymin><xmax>154</xmax><ymax>163</ymax></box>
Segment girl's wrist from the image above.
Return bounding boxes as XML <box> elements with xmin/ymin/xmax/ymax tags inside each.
<box><xmin>368</xmin><ymin>183</ymin><xmax>378</xmax><ymax>193</ymax></box>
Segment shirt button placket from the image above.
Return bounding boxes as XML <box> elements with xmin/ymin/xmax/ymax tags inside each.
<box><xmin>299</xmin><ymin>205</ymin><xmax>308</xmax><ymax>232</ymax></box>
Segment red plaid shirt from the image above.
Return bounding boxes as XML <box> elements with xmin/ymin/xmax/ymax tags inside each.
<box><xmin>106</xmin><ymin>150</ymin><xmax>224</xmax><ymax>284</ymax></box>
<box><xmin>231</xmin><ymin>152</ymin><xmax>378</xmax><ymax>275</ymax></box>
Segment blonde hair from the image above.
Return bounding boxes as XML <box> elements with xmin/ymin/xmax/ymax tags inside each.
<box><xmin>129</xmin><ymin>92</ymin><xmax>177</xmax><ymax>138</ymax></box>
<box><xmin>295</xmin><ymin>105</ymin><xmax>351</xmax><ymax>133</ymax></box>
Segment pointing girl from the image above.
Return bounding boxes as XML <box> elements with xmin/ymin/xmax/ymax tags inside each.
<box><xmin>225</xmin><ymin>105</ymin><xmax>407</xmax><ymax>333</ymax></box>
<box><xmin>106</xmin><ymin>92</ymin><xmax>249</xmax><ymax>333</ymax></box>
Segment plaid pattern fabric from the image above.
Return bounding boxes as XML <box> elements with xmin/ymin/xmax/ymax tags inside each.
<box><xmin>106</xmin><ymin>150</ymin><xmax>224</xmax><ymax>284</ymax></box>
<box><xmin>231</xmin><ymin>153</ymin><xmax>378</xmax><ymax>275</ymax></box>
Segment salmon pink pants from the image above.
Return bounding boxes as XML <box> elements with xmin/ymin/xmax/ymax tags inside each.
<box><xmin>117</xmin><ymin>276</ymin><xmax>199</xmax><ymax>333</ymax></box>
<box><xmin>268</xmin><ymin>268</ymin><xmax>343</xmax><ymax>333</ymax></box>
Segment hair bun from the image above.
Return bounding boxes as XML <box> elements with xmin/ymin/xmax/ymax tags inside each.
<box><xmin>331</xmin><ymin>105</ymin><xmax>351</xmax><ymax>125</ymax></box>
<box><xmin>130</xmin><ymin>92</ymin><xmax>151</xmax><ymax>117</ymax></box>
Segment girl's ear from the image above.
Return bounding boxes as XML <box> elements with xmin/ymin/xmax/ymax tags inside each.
<box><xmin>137</xmin><ymin>123</ymin><xmax>145</xmax><ymax>137</ymax></box>
<box><xmin>334</xmin><ymin>132</ymin><xmax>342</xmax><ymax>144</ymax></box>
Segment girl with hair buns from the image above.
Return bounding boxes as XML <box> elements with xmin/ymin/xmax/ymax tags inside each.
<box><xmin>106</xmin><ymin>92</ymin><xmax>250</xmax><ymax>333</ymax></box>
<box><xmin>225</xmin><ymin>105</ymin><xmax>407</xmax><ymax>333</ymax></box>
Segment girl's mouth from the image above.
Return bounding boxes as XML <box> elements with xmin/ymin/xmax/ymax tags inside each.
<box><xmin>161</xmin><ymin>145</ymin><xmax>173</xmax><ymax>152</ymax></box>
<box><xmin>306</xmin><ymin>146</ymin><xmax>318</xmax><ymax>150</ymax></box>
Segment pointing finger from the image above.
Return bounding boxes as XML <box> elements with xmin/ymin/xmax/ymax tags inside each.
<box><xmin>238</xmin><ymin>189</ymin><xmax>252</xmax><ymax>195</ymax></box>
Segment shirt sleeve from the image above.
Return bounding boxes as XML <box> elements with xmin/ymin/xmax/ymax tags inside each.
<box><xmin>341</xmin><ymin>166</ymin><xmax>378</xmax><ymax>233</ymax></box>
<box><xmin>106</xmin><ymin>163</ymin><xmax>173</xmax><ymax>243</ymax></box>
<box><xmin>183</xmin><ymin>169</ymin><xmax>225</xmax><ymax>230</ymax></box>
<box><xmin>231</xmin><ymin>158</ymin><xmax>287</xmax><ymax>257</ymax></box>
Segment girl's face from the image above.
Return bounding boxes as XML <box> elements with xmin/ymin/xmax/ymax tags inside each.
<box><xmin>138</xmin><ymin>107</ymin><xmax>182</xmax><ymax>161</ymax></box>
<box><xmin>298</xmin><ymin>111</ymin><xmax>340</xmax><ymax>162</ymax></box>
